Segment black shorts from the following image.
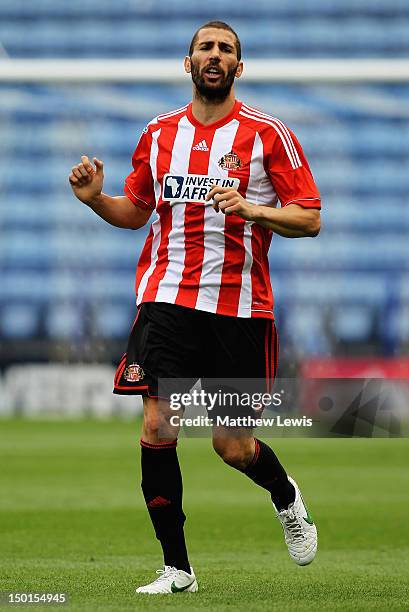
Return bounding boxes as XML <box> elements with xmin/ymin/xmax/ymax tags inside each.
<box><xmin>113</xmin><ymin>302</ymin><xmax>278</xmax><ymax>400</ymax></box>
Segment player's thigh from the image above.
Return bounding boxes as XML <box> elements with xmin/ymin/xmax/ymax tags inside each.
<box><xmin>201</xmin><ymin>317</ymin><xmax>278</xmax><ymax>431</ymax></box>
<box><xmin>203</xmin><ymin>315</ymin><xmax>278</xmax><ymax>383</ymax></box>
<box><xmin>114</xmin><ymin>302</ymin><xmax>201</xmax><ymax>397</ymax></box>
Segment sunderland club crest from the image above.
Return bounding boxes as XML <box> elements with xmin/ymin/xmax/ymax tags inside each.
<box><xmin>218</xmin><ymin>150</ymin><xmax>242</xmax><ymax>171</ymax></box>
<box><xmin>124</xmin><ymin>363</ymin><xmax>145</xmax><ymax>382</ymax></box>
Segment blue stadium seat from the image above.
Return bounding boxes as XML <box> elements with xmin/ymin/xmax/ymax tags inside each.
<box><xmin>2</xmin><ymin>16</ymin><xmax>409</xmax><ymax>58</ymax></box>
<box><xmin>299</xmin><ymin>123</ymin><xmax>409</xmax><ymax>157</ymax></box>
<box><xmin>93</xmin><ymin>303</ymin><xmax>134</xmax><ymax>338</ymax></box>
<box><xmin>46</xmin><ymin>302</ymin><xmax>83</xmax><ymax>338</ymax></box>
<box><xmin>1</xmin><ymin>273</ymin><xmax>48</xmax><ymax>301</ymax></box>
<box><xmin>281</xmin><ymin>305</ymin><xmax>331</xmax><ymax>356</ymax></box>
<box><xmin>324</xmin><ymin>200</ymin><xmax>409</xmax><ymax>232</ymax></box>
<box><xmin>2</xmin><ymin>0</ymin><xmax>409</xmax><ymax>20</ymax></box>
<box><xmin>0</xmin><ymin>231</ymin><xmax>53</xmax><ymax>266</ymax></box>
<box><xmin>0</xmin><ymin>303</ymin><xmax>39</xmax><ymax>338</ymax></box>
<box><xmin>331</xmin><ymin>305</ymin><xmax>374</xmax><ymax>343</ymax></box>
<box><xmin>386</xmin><ymin>305</ymin><xmax>409</xmax><ymax>344</ymax></box>
<box><xmin>273</xmin><ymin>273</ymin><xmax>388</xmax><ymax>306</ymax></box>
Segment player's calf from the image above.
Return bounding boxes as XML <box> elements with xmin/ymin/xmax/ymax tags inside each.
<box><xmin>212</xmin><ymin>430</ymin><xmax>255</xmax><ymax>470</ymax></box>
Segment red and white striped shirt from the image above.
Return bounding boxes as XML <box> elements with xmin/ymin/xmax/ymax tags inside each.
<box><xmin>124</xmin><ymin>100</ymin><xmax>320</xmax><ymax>319</ymax></box>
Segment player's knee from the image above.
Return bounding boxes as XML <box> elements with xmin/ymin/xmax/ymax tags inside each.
<box><xmin>142</xmin><ymin>409</ymin><xmax>177</xmax><ymax>443</ymax></box>
<box><xmin>212</xmin><ymin>438</ymin><xmax>251</xmax><ymax>471</ymax></box>
<box><xmin>143</xmin><ymin>412</ymin><xmax>162</xmax><ymax>440</ymax></box>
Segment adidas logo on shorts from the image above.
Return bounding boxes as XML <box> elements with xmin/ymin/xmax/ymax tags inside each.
<box><xmin>192</xmin><ymin>139</ymin><xmax>209</xmax><ymax>151</ymax></box>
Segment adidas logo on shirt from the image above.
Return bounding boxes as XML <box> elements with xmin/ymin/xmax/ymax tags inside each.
<box><xmin>192</xmin><ymin>139</ymin><xmax>209</xmax><ymax>151</ymax></box>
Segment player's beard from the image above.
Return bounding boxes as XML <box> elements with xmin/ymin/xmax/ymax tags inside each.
<box><xmin>190</xmin><ymin>60</ymin><xmax>239</xmax><ymax>103</ymax></box>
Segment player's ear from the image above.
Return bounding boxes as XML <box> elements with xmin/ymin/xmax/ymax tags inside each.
<box><xmin>184</xmin><ymin>56</ymin><xmax>191</xmax><ymax>74</ymax></box>
<box><xmin>235</xmin><ymin>61</ymin><xmax>243</xmax><ymax>79</ymax></box>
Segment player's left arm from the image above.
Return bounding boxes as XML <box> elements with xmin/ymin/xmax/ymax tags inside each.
<box><xmin>206</xmin><ymin>187</ymin><xmax>320</xmax><ymax>238</ymax></box>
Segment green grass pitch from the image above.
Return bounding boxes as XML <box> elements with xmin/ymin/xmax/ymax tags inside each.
<box><xmin>1</xmin><ymin>418</ymin><xmax>409</xmax><ymax>611</ymax></box>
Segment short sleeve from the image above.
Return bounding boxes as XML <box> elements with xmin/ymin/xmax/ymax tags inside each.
<box><xmin>124</xmin><ymin>129</ymin><xmax>156</xmax><ymax>210</ymax></box>
<box><xmin>266</xmin><ymin>127</ymin><xmax>321</xmax><ymax>209</ymax></box>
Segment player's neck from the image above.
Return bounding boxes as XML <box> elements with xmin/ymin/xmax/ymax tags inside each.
<box><xmin>190</xmin><ymin>90</ymin><xmax>236</xmax><ymax>126</ymax></box>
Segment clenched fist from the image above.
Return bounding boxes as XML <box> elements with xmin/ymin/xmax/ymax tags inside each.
<box><xmin>69</xmin><ymin>155</ymin><xmax>104</xmax><ymax>205</ymax></box>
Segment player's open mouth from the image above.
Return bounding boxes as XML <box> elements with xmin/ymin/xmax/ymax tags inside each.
<box><xmin>204</xmin><ymin>67</ymin><xmax>223</xmax><ymax>80</ymax></box>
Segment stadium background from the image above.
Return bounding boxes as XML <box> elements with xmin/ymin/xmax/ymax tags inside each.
<box><xmin>2</xmin><ymin>1</ymin><xmax>409</xmax><ymax>417</ymax></box>
<box><xmin>1</xmin><ymin>2</ymin><xmax>409</xmax><ymax>611</ymax></box>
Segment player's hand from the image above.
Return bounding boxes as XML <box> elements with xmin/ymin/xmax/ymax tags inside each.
<box><xmin>69</xmin><ymin>155</ymin><xmax>104</xmax><ymax>205</ymax></box>
<box><xmin>206</xmin><ymin>186</ymin><xmax>254</xmax><ymax>220</ymax></box>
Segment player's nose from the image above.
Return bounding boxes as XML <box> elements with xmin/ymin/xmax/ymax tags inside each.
<box><xmin>209</xmin><ymin>44</ymin><xmax>222</xmax><ymax>60</ymax></box>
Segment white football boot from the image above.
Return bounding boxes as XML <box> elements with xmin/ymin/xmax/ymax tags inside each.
<box><xmin>136</xmin><ymin>565</ymin><xmax>198</xmax><ymax>594</ymax></box>
<box><xmin>274</xmin><ymin>476</ymin><xmax>317</xmax><ymax>566</ymax></box>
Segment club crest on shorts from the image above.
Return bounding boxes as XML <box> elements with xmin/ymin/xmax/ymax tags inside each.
<box><xmin>218</xmin><ymin>150</ymin><xmax>242</xmax><ymax>171</ymax></box>
<box><xmin>124</xmin><ymin>363</ymin><xmax>145</xmax><ymax>382</ymax></box>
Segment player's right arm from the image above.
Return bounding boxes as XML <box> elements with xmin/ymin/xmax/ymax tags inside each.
<box><xmin>69</xmin><ymin>155</ymin><xmax>152</xmax><ymax>229</ymax></box>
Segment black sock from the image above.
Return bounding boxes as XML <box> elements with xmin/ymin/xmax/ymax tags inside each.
<box><xmin>243</xmin><ymin>438</ymin><xmax>295</xmax><ymax>510</ymax></box>
<box><xmin>140</xmin><ymin>439</ymin><xmax>191</xmax><ymax>573</ymax></box>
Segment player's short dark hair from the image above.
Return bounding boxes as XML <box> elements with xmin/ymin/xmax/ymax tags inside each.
<box><xmin>189</xmin><ymin>21</ymin><xmax>242</xmax><ymax>61</ymax></box>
